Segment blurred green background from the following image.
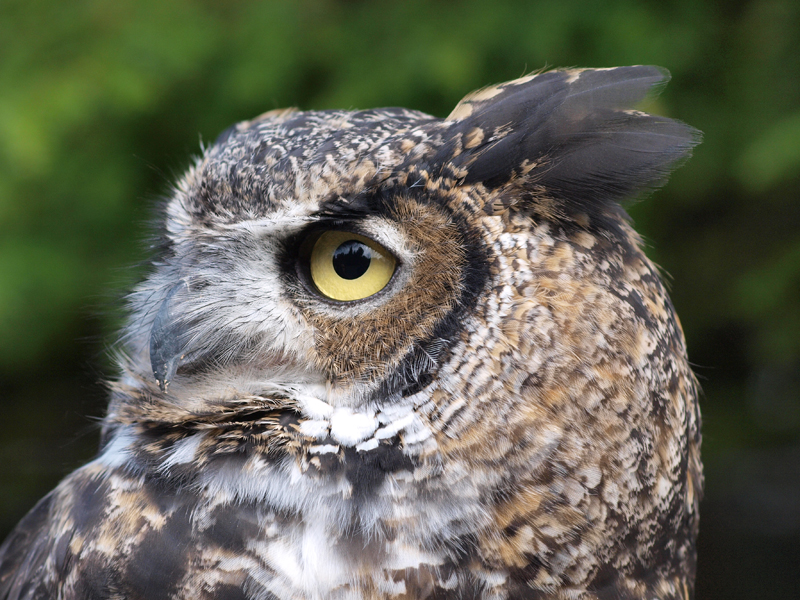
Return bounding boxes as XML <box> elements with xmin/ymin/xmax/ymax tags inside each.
<box><xmin>1</xmin><ymin>0</ymin><xmax>798</xmax><ymax>597</ymax></box>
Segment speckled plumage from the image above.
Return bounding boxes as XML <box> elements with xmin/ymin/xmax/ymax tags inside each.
<box><xmin>0</xmin><ymin>66</ymin><xmax>702</xmax><ymax>600</ymax></box>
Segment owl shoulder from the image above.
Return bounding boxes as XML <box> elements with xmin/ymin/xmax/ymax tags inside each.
<box><xmin>0</xmin><ymin>490</ymin><xmax>58</xmax><ymax>600</ymax></box>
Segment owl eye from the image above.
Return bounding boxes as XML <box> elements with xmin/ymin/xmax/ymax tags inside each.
<box><xmin>308</xmin><ymin>231</ymin><xmax>396</xmax><ymax>301</ymax></box>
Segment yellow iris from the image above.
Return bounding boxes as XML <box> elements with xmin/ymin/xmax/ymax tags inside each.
<box><xmin>309</xmin><ymin>231</ymin><xmax>396</xmax><ymax>301</ymax></box>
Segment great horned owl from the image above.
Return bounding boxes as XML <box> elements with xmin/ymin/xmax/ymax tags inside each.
<box><xmin>0</xmin><ymin>66</ymin><xmax>702</xmax><ymax>600</ymax></box>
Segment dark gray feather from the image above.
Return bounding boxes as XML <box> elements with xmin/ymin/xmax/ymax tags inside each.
<box><xmin>432</xmin><ymin>66</ymin><xmax>700</xmax><ymax>226</ymax></box>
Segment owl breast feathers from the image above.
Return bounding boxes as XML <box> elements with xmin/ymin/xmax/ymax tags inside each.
<box><xmin>0</xmin><ymin>66</ymin><xmax>702</xmax><ymax>600</ymax></box>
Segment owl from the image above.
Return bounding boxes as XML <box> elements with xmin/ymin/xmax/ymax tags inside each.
<box><xmin>0</xmin><ymin>66</ymin><xmax>702</xmax><ymax>600</ymax></box>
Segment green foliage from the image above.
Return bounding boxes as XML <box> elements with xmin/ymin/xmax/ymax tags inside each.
<box><xmin>0</xmin><ymin>1</ymin><xmax>798</xmax><ymax>597</ymax></box>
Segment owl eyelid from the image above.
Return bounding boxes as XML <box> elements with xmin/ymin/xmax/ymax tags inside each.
<box><xmin>305</xmin><ymin>209</ymin><xmax>408</xmax><ymax>257</ymax></box>
<box><xmin>297</xmin><ymin>223</ymin><xmax>403</xmax><ymax>264</ymax></box>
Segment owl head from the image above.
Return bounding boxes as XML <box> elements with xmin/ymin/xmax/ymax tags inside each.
<box><xmin>105</xmin><ymin>66</ymin><xmax>701</xmax><ymax>598</ymax></box>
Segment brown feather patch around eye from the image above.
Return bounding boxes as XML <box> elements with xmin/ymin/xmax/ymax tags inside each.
<box><xmin>302</xmin><ymin>195</ymin><xmax>469</xmax><ymax>385</ymax></box>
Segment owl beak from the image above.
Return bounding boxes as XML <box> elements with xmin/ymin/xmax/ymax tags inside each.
<box><xmin>150</xmin><ymin>280</ymin><xmax>194</xmax><ymax>392</ymax></box>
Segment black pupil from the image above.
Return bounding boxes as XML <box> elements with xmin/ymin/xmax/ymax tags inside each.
<box><xmin>332</xmin><ymin>240</ymin><xmax>372</xmax><ymax>280</ymax></box>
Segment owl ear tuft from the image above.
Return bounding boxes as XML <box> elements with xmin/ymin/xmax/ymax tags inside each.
<box><xmin>436</xmin><ymin>66</ymin><xmax>700</xmax><ymax>223</ymax></box>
